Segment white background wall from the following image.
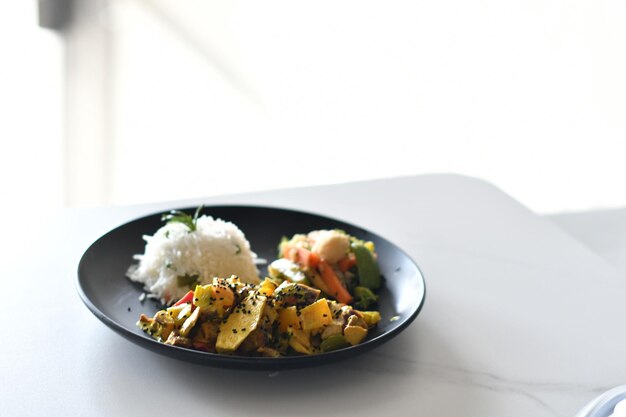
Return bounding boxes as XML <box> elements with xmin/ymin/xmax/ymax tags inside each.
<box><xmin>1</xmin><ymin>0</ymin><xmax>625</xmax><ymax>216</ymax></box>
<box><xmin>105</xmin><ymin>0</ymin><xmax>626</xmax><ymax>213</ymax></box>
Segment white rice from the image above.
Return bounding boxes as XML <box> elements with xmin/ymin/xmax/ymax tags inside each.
<box><xmin>127</xmin><ymin>215</ymin><xmax>260</xmax><ymax>305</ymax></box>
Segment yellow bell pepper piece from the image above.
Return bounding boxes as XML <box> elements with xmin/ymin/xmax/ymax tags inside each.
<box><xmin>300</xmin><ymin>299</ymin><xmax>332</xmax><ymax>331</ymax></box>
<box><xmin>259</xmin><ymin>278</ymin><xmax>278</xmax><ymax>296</ymax></box>
<box><xmin>278</xmin><ymin>306</ymin><xmax>300</xmax><ymax>334</ymax></box>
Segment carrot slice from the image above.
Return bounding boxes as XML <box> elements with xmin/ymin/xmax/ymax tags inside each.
<box><xmin>338</xmin><ymin>253</ymin><xmax>357</xmax><ymax>272</ymax></box>
<box><xmin>283</xmin><ymin>244</ymin><xmax>320</xmax><ymax>268</ymax></box>
<box><xmin>318</xmin><ymin>260</ymin><xmax>353</xmax><ymax>304</ymax></box>
<box><xmin>307</xmin><ymin>251</ymin><xmax>321</xmax><ymax>268</ymax></box>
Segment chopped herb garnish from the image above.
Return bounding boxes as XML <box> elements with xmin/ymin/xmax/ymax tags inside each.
<box><xmin>161</xmin><ymin>205</ymin><xmax>203</xmax><ymax>232</ymax></box>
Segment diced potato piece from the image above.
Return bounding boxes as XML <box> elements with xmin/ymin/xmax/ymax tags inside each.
<box><xmin>216</xmin><ymin>294</ymin><xmax>267</xmax><ymax>353</ymax></box>
<box><xmin>344</xmin><ymin>325</ymin><xmax>368</xmax><ymax>346</ymax></box>
<box><xmin>289</xmin><ymin>329</ymin><xmax>313</xmax><ymax>355</ymax></box>
<box><xmin>278</xmin><ymin>306</ymin><xmax>300</xmax><ymax>334</ymax></box>
<box><xmin>300</xmin><ymin>299</ymin><xmax>332</xmax><ymax>331</ymax></box>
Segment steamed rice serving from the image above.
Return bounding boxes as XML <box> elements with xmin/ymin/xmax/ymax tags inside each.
<box><xmin>127</xmin><ymin>215</ymin><xmax>260</xmax><ymax>305</ymax></box>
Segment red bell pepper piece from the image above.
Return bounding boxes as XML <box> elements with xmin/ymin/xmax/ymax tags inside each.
<box><xmin>173</xmin><ymin>290</ymin><xmax>194</xmax><ymax>306</ymax></box>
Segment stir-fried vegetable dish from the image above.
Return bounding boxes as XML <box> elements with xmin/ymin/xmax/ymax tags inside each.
<box><xmin>136</xmin><ymin>229</ymin><xmax>384</xmax><ymax>356</ymax></box>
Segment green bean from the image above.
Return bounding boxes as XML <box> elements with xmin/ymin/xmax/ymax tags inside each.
<box><xmin>320</xmin><ymin>334</ymin><xmax>350</xmax><ymax>352</ymax></box>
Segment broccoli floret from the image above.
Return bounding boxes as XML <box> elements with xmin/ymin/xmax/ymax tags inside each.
<box><xmin>353</xmin><ymin>286</ymin><xmax>379</xmax><ymax>310</ymax></box>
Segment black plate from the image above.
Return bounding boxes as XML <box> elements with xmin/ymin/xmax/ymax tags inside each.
<box><xmin>77</xmin><ymin>205</ymin><xmax>426</xmax><ymax>370</ymax></box>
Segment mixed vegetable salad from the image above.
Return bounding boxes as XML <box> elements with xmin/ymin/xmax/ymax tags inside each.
<box><xmin>136</xmin><ymin>229</ymin><xmax>384</xmax><ymax>356</ymax></box>
<box><xmin>272</xmin><ymin>230</ymin><xmax>381</xmax><ymax>309</ymax></box>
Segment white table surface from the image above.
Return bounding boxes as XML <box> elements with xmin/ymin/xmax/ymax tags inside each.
<box><xmin>2</xmin><ymin>174</ymin><xmax>625</xmax><ymax>417</ymax></box>
<box><xmin>550</xmin><ymin>208</ymin><xmax>626</xmax><ymax>278</ymax></box>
